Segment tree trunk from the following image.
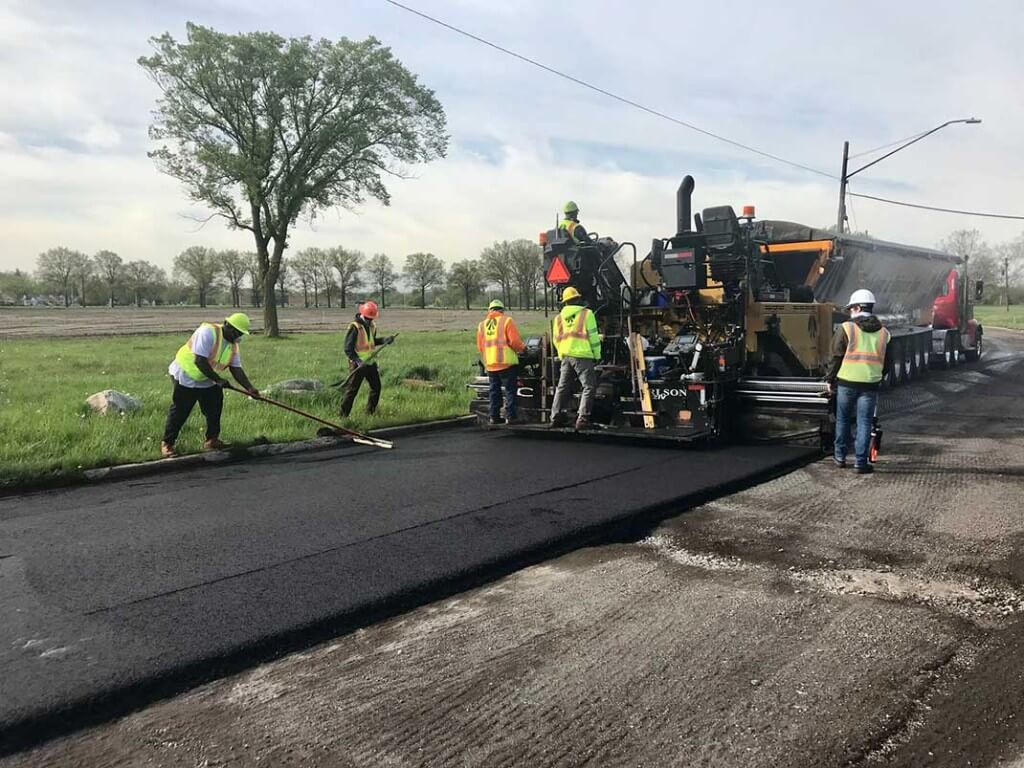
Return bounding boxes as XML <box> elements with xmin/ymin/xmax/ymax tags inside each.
<box><xmin>379</xmin><ymin>281</ymin><xmax>386</xmax><ymax>307</ymax></box>
<box><xmin>464</xmin><ymin>286</ymin><xmax>471</xmax><ymax>310</ymax></box>
<box><xmin>420</xmin><ymin>285</ymin><xmax>426</xmax><ymax>309</ymax></box>
<box><xmin>341</xmin><ymin>284</ymin><xmax>347</xmax><ymax>308</ymax></box>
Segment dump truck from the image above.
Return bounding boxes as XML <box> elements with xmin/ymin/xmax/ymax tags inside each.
<box><xmin>470</xmin><ymin>175</ymin><xmax>983</xmax><ymax>446</ymax></box>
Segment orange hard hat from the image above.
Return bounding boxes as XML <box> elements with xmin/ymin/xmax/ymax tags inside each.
<box><xmin>360</xmin><ymin>300</ymin><xmax>379</xmax><ymax>319</ymax></box>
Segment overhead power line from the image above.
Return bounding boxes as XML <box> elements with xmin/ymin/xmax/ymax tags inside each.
<box><xmin>383</xmin><ymin>0</ymin><xmax>835</xmax><ymax>180</ymax></box>
<box><xmin>848</xmin><ymin>130</ymin><xmax>931</xmax><ymax>160</ymax></box>
<box><xmin>385</xmin><ymin>0</ymin><xmax>1024</xmax><ymax>223</ymax></box>
<box><xmin>849</xmin><ymin>192</ymin><xmax>1024</xmax><ymax>221</ymax></box>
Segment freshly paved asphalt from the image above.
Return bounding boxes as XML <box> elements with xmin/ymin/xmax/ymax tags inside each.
<box><xmin>0</xmin><ymin>426</ymin><xmax>812</xmax><ymax>750</ymax></box>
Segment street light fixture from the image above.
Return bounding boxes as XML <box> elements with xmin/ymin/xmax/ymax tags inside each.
<box><xmin>836</xmin><ymin>117</ymin><xmax>982</xmax><ymax>232</ymax></box>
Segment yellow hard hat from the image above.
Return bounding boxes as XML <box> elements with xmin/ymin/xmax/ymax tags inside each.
<box><xmin>563</xmin><ymin>200</ymin><xmax>579</xmax><ymax>214</ymax></box>
<box><xmin>561</xmin><ymin>286</ymin><xmax>582</xmax><ymax>302</ymax></box>
<box><xmin>225</xmin><ymin>312</ymin><xmax>251</xmax><ymax>335</ymax></box>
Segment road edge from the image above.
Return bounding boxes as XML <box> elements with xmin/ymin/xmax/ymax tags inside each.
<box><xmin>0</xmin><ymin>416</ymin><xmax>476</xmax><ymax>498</ymax></box>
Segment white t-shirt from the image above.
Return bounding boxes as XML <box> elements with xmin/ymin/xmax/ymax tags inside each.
<box><xmin>168</xmin><ymin>325</ymin><xmax>242</xmax><ymax>388</ymax></box>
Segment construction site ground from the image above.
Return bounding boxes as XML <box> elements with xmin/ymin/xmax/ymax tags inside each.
<box><xmin>4</xmin><ymin>330</ymin><xmax>1024</xmax><ymax>768</ymax></box>
<box><xmin>0</xmin><ymin>307</ymin><xmax>548</xmax><ymax>339</ymax></box>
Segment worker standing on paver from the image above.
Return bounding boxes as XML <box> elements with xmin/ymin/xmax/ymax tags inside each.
<box><xmin>549</xmin><ymin>286</ymin><xmax>602</xmax><ymax>430</ymax></box>
<box><xmin>161</xmin><ymin>313</ymin><xmax>259</xmax><ymax>458</ymax></box>
<box><xmin>559</xmin><ymin>201</ymin><xmax>591</xmax><ymax>244</ymax></box>
<box><xmin>477</xmin><ymin>298</ymin><xmax>527</xmax><ymax>426</ymax></box>
<box><xmin>340</xmin><ymin>301</ymin><xmax>394</xmax><ymax>418</ymax></box>
<box><xmin>826</xmin><ymin>289</ymin><xmax>892</xmax><ymax>474</ymax></box>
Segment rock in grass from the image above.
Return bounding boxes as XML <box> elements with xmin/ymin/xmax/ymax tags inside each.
<box><xmin>266</xmin><ymin>378</ymin><xmax>324</xmax><ymax>395</ymax></box>
<box><xmin>86</xmin><ymin>390</ymin><xmax>142</xmax><ymax>415</ymax></box>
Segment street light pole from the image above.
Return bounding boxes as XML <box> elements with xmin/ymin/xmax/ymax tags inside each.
<box><xmin>836</xmin><ymin>118</ymin><xmax>981</xmax><ymax>233</ymax></box>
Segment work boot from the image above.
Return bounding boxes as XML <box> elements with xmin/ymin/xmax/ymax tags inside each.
<box><xmin>548</xmin><ymin>412</ymin><xmax>569</xmax><ymax>429</ymax></box>
<box><xmin>856</xmin><ymin>464</ymin><xmax>874</xmax><ymax>475</ymax></box>
<box><xmin>203</xmin><ymin>438</ymin><xmax>230</xmax><ymax>451</ymax></box>
<box><xmin>832</xmin><ymin>457</ymin><xmax>848</xmax><ymax>468</ymax></box>
<box><xmin>575</xmin><ymin>416</ymin><xmax>591</xmax><ymax>431</ymax></box>
<box><xmin>488</xmin><ymin>416</ymin><xmax>506</xmax><ymax>426</ymax></box>
<box><xmin>160</xmin><ymin>441</ymin><xmax>177</xmax><ymax>458</ymax></box>
<box><xmin>505</xmin><ymin>415</ymin><xmax>526</xmax><ymax>425</ymax></box>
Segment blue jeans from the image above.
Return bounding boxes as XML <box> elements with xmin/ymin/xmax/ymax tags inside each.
<box><xmin>488</xmin><ymin>366</ymin><xmax>518</xmax><ymax>419</ymax></box>
<box><xmin>834</xmin><ymin>385</ymin><xmax>878</xmax><ymax>467</ymax></box>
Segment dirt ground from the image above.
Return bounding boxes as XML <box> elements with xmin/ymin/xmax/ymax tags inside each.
<box><xmin>6</xmin><ymin>331</ymin><xmax>1024</xmax><ymax>768</ymax></box>
<box><xmin>0</xmin><ymin>307</ymin><xmax>549</xmax><ymax>339</ymax></box>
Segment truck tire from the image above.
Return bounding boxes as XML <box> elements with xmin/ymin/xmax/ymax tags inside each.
<box><xmin>941</xmin><ymin>334</ymin><xmax>954</xmax><ymax>369</ymax></box>
<box><xmin>916</xmin><ymin>337</ymin><xmax>929</xmax><ymax>376</ymax></box>
<box><xmin>891</xmin><ymin>344</ymin><xmax>905</xmax><ymax>386</ymax></box>
<box><xmin>965</xmin><ymin>331</ymin><xmax>983</xmax><ymax>362</ymax></box>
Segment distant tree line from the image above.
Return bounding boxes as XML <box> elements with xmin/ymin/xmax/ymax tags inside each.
<box><xmin>6</xmin><ymin>231</ymin><xmax>1020</xmax><ymax>310</ymax></box>
<box><xmin>2</xmin><ymin>239</ymin><xmax>545</xmax><ymax>310</ymax></box>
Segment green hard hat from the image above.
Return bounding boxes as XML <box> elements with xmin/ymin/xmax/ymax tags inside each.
<box><xmin>488</xmin><ymin>299</ymin><xmax>505</xmax><ymax>311</ymax></box>
<box><xmin>224</xmin><ymin>312</ymin><xmax>251</xmax><ymax>334</ymax></box>
<box><xmin>563</xmin><ymin>200</ymin><xmax>579</xmax><ymax>214</ymax></box>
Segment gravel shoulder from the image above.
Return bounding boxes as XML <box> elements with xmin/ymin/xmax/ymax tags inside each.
<box><xmin>6</xmin><ymin>331</ymin><xmax>1024</xmax><ymax>768</ymax></box>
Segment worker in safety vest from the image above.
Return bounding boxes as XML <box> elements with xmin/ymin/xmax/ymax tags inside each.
<box><xmin>477</xmin><ymin>298</ymin><xmax>527</xmax><ymax>426</ymax></box>
<box><xmin>826</xmin><ymin>289</ymin><xmax>892</xmax><ymax>474</ymax></box>
<box><xmin>549</xmin><ymin>286</ymin><xmax>602</xmax><ymax>430</ymax></box>
<box><xmin>558</xmin><ymin>201</ymin><xmax>591</xmax><ymax>245</ymax></box>
<box><xmin>340</xmin><ymin>300</ymin><xmax>395</xmax><ymax>418</ymax></box>
<box><xmin>161</xmin><ymin>312</ymin><xmax>260</xmax><ymax>458</ymax></box>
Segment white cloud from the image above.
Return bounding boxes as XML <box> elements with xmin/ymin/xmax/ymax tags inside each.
<box><xmin>1</xmin><ymin>0</ymin><xmax>1023</xmax><ymax>274</ymax></box>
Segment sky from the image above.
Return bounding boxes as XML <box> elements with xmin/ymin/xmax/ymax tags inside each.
<box><xmin>2</xmin><ymin>0</ymin><xmax>1023</xmax><ymax>275</ymax></box>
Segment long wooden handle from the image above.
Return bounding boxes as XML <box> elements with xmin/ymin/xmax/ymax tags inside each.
<box><xmin>225</xmin><ymin>385</ymin><xmax>392</xmax><ymax>449</ymax></box>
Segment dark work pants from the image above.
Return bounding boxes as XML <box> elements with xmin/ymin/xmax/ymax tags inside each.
<box><xmin>340</xmin><ymin>362</ymin><xmax>381</xmax><ymax>416</ymax></box>
<box><xmin>488</xmin><ymin>366</ymin><xmax>518</xmax><ymax>420</ymax></box>
<box><xmin>163</xmin><ymin>382</ymin><xmax>224</xmax><ymax>444</ymax></box>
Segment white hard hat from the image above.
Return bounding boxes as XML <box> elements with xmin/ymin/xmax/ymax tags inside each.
<box><xmin>846</xmin><ymin>289</ymin><xmax>876</xmax><ymax>308</ymax></box>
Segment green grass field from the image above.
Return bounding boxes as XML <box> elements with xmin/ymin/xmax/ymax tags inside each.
<box><xmin>975</xmin><ymin>305</ymin><xmax>1024</xmax><ymax>331</ymax></box>
<box><xmin>0</xmin><ymin>316</ymin><xmax>549</xmax><ymax>486</ymax></box>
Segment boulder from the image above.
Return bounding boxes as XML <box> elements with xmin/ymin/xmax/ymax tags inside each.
<box><xmin>266</xmin><ymin>378</ymin><xmax>325</xmax><ymax>395</ymax></box>
<box><xmin>86</xmin><ymin>390</ymin><xmax>142</xmax><ymax>415</ymax></box>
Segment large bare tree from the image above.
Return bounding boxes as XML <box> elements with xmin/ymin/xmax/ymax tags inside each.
<box><xmin>139</xmin><ymin>24</ymin><xmax>447</xmax><ymax>336</ymax></box>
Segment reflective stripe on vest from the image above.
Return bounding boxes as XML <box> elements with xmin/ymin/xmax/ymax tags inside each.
<box><xmin>559</xmin><ymin>218</ymin><xmax>583</xmax><ymax>242</ymax></box>
<box><xmin>553</xmin><ymin>307</ymin><xmax>598</xmax><ymax>359</ymax></box>
<box><xmin>174</xmin><ymin>323</ymin><xmax>237</xmax><ymax>382</ymax></box>
<box><xmin>351</xmin><ymin>320</ymin><xmax>376</xmax><ymax>361</ymax></box>
<box><xmin>478</xmin><ymin>314</ymin><xmax>519</xmax><ymax>370</ymax></box>
<box><xmin>837</xmin><ymin>321</ymin><xmax>889</xmax><ymax>383</ymax></box>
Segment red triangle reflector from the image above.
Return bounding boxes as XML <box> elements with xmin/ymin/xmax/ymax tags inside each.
<box><xmin>546</xmin><ymin>256</ymin><xmax>571</xmax><ymax>284</ymax></box>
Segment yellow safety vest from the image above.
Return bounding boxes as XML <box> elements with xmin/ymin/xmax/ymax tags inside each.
<box><xmin>351</xmin><ymin>320</ymin><xmax>376</xmax><ymax>361</ymax></box>
<box><xmin>553</xmin><ymin>306</ymin><xmax>600</xmax><ymax>359</ymax></box>
<box><xmin>837</xmin><ymin>321</ymin><xmax>890</xmax><ymax>384</ymax></box>
<box><xmin>174</xmin><ymin>323</ymin><xmax>237</xmax><ymax>382</ymax></box>
<box><xmin>478</xmin><ymin>314</ymin><xmax>519</xmax><ymax>371</ymax></box>
<box><xmin>559</xmin><ymin>218</ymin><xmax>586</xmax><ymax>243</ymax></box>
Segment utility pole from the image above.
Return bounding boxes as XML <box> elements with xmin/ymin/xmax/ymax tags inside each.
<box><xmin>836</xmin><ymin>140</ymin><xmax>849</xmax><ymax>234</ymax></box>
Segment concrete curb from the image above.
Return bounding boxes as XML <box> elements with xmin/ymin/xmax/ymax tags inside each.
<box><xmin>0</xmin><ymin>416</ymin><xmax>476</xmax><ymax>497</ymax></box>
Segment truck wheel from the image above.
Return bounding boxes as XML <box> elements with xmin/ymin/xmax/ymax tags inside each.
<box><xmin>965</xmin><ymin>332</ymin><xmax>983</xmax><ymax>362</ymax></box>
<box><xmin>891</xmin><ymin>346</ymin><xmax>905</xmax><ymax>385</ymax></box>
<box><xmin>916</xmin><ymin>339</ymin><xmax>929</xmax><ymax>376</ymax></box>
<box><xmin>902</xmin><ymin>344</ymin><xmax>914</xmax><ymax>381</ymax></box>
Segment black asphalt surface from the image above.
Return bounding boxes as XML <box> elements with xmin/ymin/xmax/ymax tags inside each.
<box><xmin>0</xmin><ymin>426</ymin><xmax>813</xmax><ymax>750</ymax></box>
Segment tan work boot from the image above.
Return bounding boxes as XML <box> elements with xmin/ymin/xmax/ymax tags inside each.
<box><xmin>160</xmin><ymin>442</ymin><xmax>178</xmax><ymax>458</ymax></box>
<box><xmin>203</xmin><ymin>438</ymin><xmax>230</xmax><ymax>451</ymax></box>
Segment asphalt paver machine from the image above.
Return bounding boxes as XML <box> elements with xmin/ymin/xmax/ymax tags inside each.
<box><xmin>471</xmin><ymin>175</ymin><xmax>837</xmax><ymax>447</ymax></box>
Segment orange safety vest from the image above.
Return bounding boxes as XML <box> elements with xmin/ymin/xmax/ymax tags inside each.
<box><xmin>350</xmin><ymin>320</ymin><xmax>377</xmax><ymax>361</ymax></box>
<box><xmin>477</xmin><ymin>314</ymin><xmax>520</xmax><ymax>371</ymax></box>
